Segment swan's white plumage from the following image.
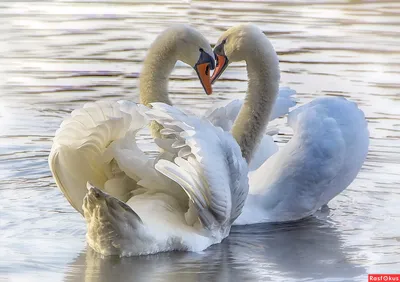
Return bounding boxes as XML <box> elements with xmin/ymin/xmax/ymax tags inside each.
<box><xmin>205</xmin><ymin>86</ymin><xmax>296</xmax><ymax>171</ymax></box>
<box><xmin>49</xmin><ymin>99</ymin><xmax>249</xmax><ymax>256</ymax></box>
<box><xmin>49</xmin><ymin>24</ymin><xmax>253</xmax><ymax>256</ymax></box>
<box><xmin>49</xmin><ymin>22</ymin><xmax>370</xmax><ymax>257</ymax></box>
<box><xmin>148</xmin><ymin>102</ymin><xmax>249</xmax><ymax>227</ymax></box>
<box><xmin>235</xmin><ymin>96</ymin><xmax>369</xmax><ymax>224</ymax></box>
<box><xmin>205</xmin><ymin>86</ymin><xmax>296</xmax><ymax>132</ymax></box>
<box><xmin>49</xmin><ymin>101</ymin><xmax>148</xmax><ymax>214</ymax></box>
<box><xmin>209</xmin><ymin>24</ymin><xmax>369</xmax><ymax>225</ymax></box>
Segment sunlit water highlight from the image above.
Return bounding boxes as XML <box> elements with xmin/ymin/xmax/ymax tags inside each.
<box><xmin>1</xmin><ymin>1</ymin><xmax>400</xmax><ymax>281</ymax></box>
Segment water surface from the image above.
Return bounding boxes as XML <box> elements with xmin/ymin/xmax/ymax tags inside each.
<box><xmin>1</xmin><ymin>1</ymin><xmax>400</xmax><ymax>281</ymax></box>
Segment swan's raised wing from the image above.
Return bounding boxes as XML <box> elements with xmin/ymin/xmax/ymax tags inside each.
<box><xmin>49</xmin><ymin>101</ymin><xmax>163</xmax><ymax>214</ymax></box>
<box><xmin>205</xmin><ymin>86</ymin><xmax>296</xmax><ymax>131</ymax></box>
<box><xmin>204</xmin><ymin>99</ymin><xmax>242</xmax><ymax>132</ymax></box>
<box><xmin>242</xmin><ymin>97</ymin><xmax>369</xmax><ymax>223</ymax></box>
<box><xmin>269</xmin><ymin>87</ymin><xmax>297</xmax><ymax>120</ymax></box>
<box><xmin>287</xmin><ymin>97</ymin><xmax>369</xmax><ymax>206</ymax></box>
<box><xmin>205</xmin><ymin>87</ymin><xmax>296</xmax><ymax>171</ymax></box>
<box><xmin>147</xmin><ymin>103</ymin><xmax>249</xmax><ymax>229</ymax></box>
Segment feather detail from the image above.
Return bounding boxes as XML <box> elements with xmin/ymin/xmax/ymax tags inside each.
<box><xmin>149</xmin><ymin>103</ymin><xmax>249</xmax><ymax>233</ymax></box>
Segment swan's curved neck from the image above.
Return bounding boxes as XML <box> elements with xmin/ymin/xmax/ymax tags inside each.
<box><xmin>232</xmin><ymin>39</ymin><xmax>280</xmax><ymax>163</ymax></box>
<box><xmin>139</xmin><ymin>37</ymin><xmax>178</xmax><ymax>137</ymax></box>
<box><xmin>139</xmin><ymin>44</ymin><xmax>177</xmax><ymax>106</ymax></box>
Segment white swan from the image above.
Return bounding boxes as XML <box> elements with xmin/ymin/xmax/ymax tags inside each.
<box><xmin>138</xmin><ymin>25</ymin><xmax>215</xmax><ymax>138</ymax></box>
<box><xmin>210</xmin><ymin>24</ymin><xmax>370</xmax><ymax>224</ymax></box>
<box><xmin>49</xmin><ymin>25</ymin><xmax>249</xmax><ymax>256</ymax></box>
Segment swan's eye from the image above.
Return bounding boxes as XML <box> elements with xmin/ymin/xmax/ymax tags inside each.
<box><xmin>199</xmin><ymin>48</ymin><xmax>204</xmax><ymax>52</ymax></box>
<box><xmin>222</xmin><ymin>39</ymin><xmax>227</xmax><ymax>44</ymax></box>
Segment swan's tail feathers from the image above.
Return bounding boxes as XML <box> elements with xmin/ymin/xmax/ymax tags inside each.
<box><xmin>148</xmin><ymin>102</ymin><xmax>249</xmax><ymax>232</ymax></box>
<box><xmin>83</xmin><ymin>183</ymin><xmax>143</xmax><ymax>256</ymax></box>
<box><xmin>49</xmin><ymin>101</ymin><xmax>150</xmax><ymax>214</ymax></box>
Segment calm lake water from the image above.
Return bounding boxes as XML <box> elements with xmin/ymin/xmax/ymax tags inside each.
<box><xmin>1</xmin><ymin>0</ymin><xmax>400</xmax><ymax>281</ymax></box>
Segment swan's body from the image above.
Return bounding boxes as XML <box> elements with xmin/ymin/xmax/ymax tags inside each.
<box><xmin>210</xmin><ymin>24</ymin><xmax>369</xmax><ymax>224</ymax></box>
<box><xmin>49</xmin><ymin>25</ymin><xmax>249</xmax><ymax>256</ymax></box>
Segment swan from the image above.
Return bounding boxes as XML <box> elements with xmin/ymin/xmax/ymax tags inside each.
<box><xmin>210</xmin><ymin>24</ymin><xmax>370</xmax><ymax>224</ymax></box>
<box><xmin>138</xmin><ymin>25</ymin><xmax>215</xmax><ymax>138</ymax></box>
<box><xmin>49</xmin><ymin>25</ymin><xmax>250</xmax><ymax>256</ymax></box>
<box><xmin>50</xmin><ymin>25</ymin><xmax>215</xmax><ymax>215</ymax></box>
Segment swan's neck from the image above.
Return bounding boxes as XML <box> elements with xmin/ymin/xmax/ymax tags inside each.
<box><xmin>139</xmin><ymin>45</ymin><xmax>177</xmax><ymax>106</ymax></box>
<box><xmin>232</xmin><ymin>41</ymin><xmax>280</xmax><ymax>163</ymax></box>
<box><xmin>139</xmin><ymin>39</ymin><xmax>178</xmax><ymax>137</ymax></box>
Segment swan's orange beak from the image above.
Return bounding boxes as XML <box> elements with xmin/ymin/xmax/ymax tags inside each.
<box><xmin>195</xmin><ymin>63</ymin><xmax>212</xmax><ymax>95</ymax></box>
<box><xmin>211</xmin><ymin>54</ymin><xmax>229</xmax><ymax>84</ymax></box>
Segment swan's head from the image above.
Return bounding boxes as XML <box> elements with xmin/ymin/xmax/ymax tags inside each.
<box><xmin>84</xmin><ymin>182</ymin><xmax>142</xmax><ymax>227</ymax></box>
<box><xmin>168</xmin><ymin>25</ymin><xmax>215</xmax><ymax>94</ymax></box>
<box><xmin>211</xmin><ymin>24</ymin><xmax>270</xmax><ymax>83</ymax></box>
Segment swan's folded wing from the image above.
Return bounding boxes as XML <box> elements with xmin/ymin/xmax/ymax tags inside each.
<box><xmin>49</xmin><ymin>101</ymin><xmax>152</xmax><ymax>214</ymax></box>
<box><xmin>148</xmin><ymin>103</ymin><xmax>249</xmax><ymax>228</ymax></box>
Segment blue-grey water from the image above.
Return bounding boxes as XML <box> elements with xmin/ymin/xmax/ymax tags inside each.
<box><xmin>1</xmin><ymin>1</ymin><xmax>400</xmax><ymax>281</ymax></box>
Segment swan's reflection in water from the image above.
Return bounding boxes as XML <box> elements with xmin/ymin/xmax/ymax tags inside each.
<box><xmin>64</xmin><ymin>216</ymin><xmax>365</xmax><ymax>282</ymax></box>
